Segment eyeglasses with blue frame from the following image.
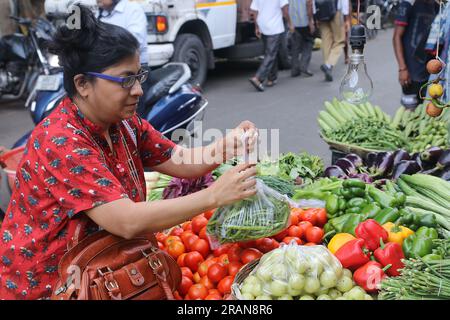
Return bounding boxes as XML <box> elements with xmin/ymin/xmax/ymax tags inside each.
<box><xmin>85</xmin><ymin>69</ymin><xmax>149</xmax><ymax>89</ymax></box>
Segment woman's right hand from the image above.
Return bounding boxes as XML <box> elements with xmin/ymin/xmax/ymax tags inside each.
<box><xmin>208</xmin><ymin>163</ymin><xmax>258</xmax><ymax>208</ymax></box>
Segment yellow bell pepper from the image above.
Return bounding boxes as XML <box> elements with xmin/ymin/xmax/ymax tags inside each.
<box><xmin>382</xmin><ymin>222</ymin><xmax>414</xmax><ymax>246</ymax></box>
<box><xmin>327</xmin><ymin>233</ymin><xmax>356</xmax><ymax>254</ymax></box>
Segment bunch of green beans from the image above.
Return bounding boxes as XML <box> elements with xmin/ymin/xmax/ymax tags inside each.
<box><xmin>206</xmin><ymin>194</ymin><xmax>290</xmax><ymax>244</ymax></box>
<box><xmin>327</xmin><ymin>118</ymin><xmax>408</xmax><ymax>150</ymax></box>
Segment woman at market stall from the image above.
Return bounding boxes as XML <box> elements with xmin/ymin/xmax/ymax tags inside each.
<box><xmin>0</xmin><ymin>5</ymin><xmax>258</xmax><ymax>300</ymax></box>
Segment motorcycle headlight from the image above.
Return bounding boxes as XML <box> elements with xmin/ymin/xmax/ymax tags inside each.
<box><xmin>48</xmin><ymin>54</ymin><xmax>60</xmax><ymax>68</ymax></box>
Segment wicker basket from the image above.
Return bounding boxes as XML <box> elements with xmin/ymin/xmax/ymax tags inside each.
<box><xmin>320</xmin><ymin>133</ymin><xmax>391</xmax><ymax>159</ymax></box>
<box><xmin>230</xmin><ymin>258</ymin><xmax>261</xmax><ymax>300</ymax></box>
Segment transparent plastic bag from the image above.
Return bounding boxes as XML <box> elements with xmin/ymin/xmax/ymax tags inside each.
<box><xmin>234</xmin><ymin>242</ymin><xmax>344</xmax><ymax>300</ymax></box>
<box><xmin>206</xmin><ymin>178</ymin><xmax>291</xmax><ymax>245</ymax></box>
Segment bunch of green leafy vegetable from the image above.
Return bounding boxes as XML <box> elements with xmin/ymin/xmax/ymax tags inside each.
<box><xmin>257</xmin><ymin>152</ymin><xmax>324</xmax><ymax>185</ymax></box>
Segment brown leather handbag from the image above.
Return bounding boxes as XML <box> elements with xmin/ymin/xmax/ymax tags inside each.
<box><xmin>51</xmin><ymin>226</ymin><xmax>181</xmax><ymax>300</ymax></box>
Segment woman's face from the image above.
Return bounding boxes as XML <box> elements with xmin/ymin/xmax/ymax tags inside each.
<box><xmin>84</xmin><ymin>52</ymin><xmax>144</xmax><ymax>124</ymax></box>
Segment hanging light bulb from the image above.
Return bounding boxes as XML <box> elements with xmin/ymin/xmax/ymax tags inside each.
<box><xmin>339</xmin><ymin>25</ymin><xmax>374</xmax><ymax>104</ymax></box>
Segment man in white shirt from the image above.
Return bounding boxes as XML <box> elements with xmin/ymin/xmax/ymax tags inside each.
<box><xmin>97</xmin><ymin>0</ymin><xmax>149</xmax><ymax>65</ymax></box>
<box><xmin>249</xmin><ymin>0</ymin><xmax>294</xmax><ymax>92</ymax></box>
<box><xmin>315</xmin><ymin>0</ymin><xmax>351</xmax><ymax>82</ymax></box>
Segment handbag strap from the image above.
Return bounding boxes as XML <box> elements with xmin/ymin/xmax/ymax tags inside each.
<box><xmin>122</xmin><ymin>120</ymin><xmax>137</xmax><ymax>147</ymax></box>
<box><xmin>143</xmin><ymin>250</ymin><xmax>175</xmax><ymax>300</ymax></box>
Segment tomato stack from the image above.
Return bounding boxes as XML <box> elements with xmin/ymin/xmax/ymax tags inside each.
<box><xmin>272</xmin><ymin>208</ymin><xmax>326</xmax><ymax>246</ymax></box>
<box><xmin>156</xmin><ymin>207</ymin><xmax>327</xmax><ymax>300</ymax></box>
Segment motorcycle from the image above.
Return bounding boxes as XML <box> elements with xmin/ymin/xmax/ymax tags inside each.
<box><xmin>0</xmin><ymin>15</ymin><xmax>56</xmax><ymax>102</ymax></box>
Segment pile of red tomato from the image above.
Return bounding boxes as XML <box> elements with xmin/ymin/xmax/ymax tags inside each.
<box><xmin>155</xmin><ymin>207</ymin><xmax>327</xmax><ymax>300</ymax></box>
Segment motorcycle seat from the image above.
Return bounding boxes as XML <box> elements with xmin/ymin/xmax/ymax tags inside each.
<box><xmin>141</xmin><ymin>64</ymin><xmax>185</xmax><ymax>109</ymax></box>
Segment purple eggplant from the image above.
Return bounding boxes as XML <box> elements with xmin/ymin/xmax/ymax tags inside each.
<box><xmin>335</xmin><ymin>158</ymin><xmax>357</xmax><ymax>175</ymax></box>
<box><xmin>420</xmin><ymin>147</ymin><xmax>444</xmax><ymax>168</ymax></box>
<box><xmin>345</xmin><ymin>153</ymin><xmax>363</xmax><ymax>168</ymax></box>
<box><xmin>421</xmin><ymin>167</ymin><xmax>442</xmax><ymax>176</ymax></box>
<box><xmin>411</xmin><ymin>152</ymin><xmax>424</xmax><ymax>170</ymax></box>
<box><xmin>366</xmin><ymin>152</ymin><xmax>378</xmax><ymax>168</ymax></box>
<box><xmin>439</xmin><ymin>166</ymin><xmax>450</xmax><ymax>181</ymax></box>
<box><xmin>437</xmin><ymin>150</ymin><xmax>450</xmax><ymax>170</ymax></box>
<box><xmin>391</xmin><ymin>160</ymin><xmax>422</xmax><ymax>180</ymax></box>
<box><xmin>372</xmin><ymin>152</ymin><xmax>395</xmax><ymax>177</ymax></box>
<box><xmin>323</xmin><ymin>165</ymin><xmax>347</xmax><ymax>178</ymax></box>
<box><xmin>392</xmin><ymin>149</ymin><xmax>410</xmax><ymax>167</ymax></box>
<box><xmin>355</xmin><ymin>173</ymin><xmax>373</xmax><ymax>183</ymax></box>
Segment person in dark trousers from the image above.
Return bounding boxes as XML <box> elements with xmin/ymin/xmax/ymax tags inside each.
<box><xmin>249</xmin><ymin>0</ymin><xmax>294</xmax><ymax>91</ymax></box>
<box><xmin>317</xmin><ymin>0</ymin><xmax>350</xmax><ymax>82</ymax></box>
<box><xmin>393</xmin><ymin>0</ymin><xmax>438</xmax><ymax>109</ymax></box>
<box><xmin>289</xmin><ymin>0</ymin><xmax>315</xmax><ymax>77</ymax></box>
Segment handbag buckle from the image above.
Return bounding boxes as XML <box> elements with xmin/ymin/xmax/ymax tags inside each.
<box><xmin>97</xmin><ymin>266</ymin><xmax>113</xmax><ymax>276</ymax></box>
<box><xmin>148</xmin><ymin>256</ymin><xmax>162</xmax><ymax>270</ymax></box>
<box><xmin>141</xmin><ymin>249</ymin><xmax>162</xmax><ymax>270</ymax></box>
<box><xmin>104</xmin><ymin>280</ymin><xmax>119</xmax><ymax>292</ymax></box>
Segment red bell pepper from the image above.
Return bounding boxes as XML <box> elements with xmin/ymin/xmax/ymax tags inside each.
<box><xmin>355</xmin><ymin>219</ymin><xmax>388</xmax><ymax>251</ymax></box>
<box><xmin>373</xmin><ymin>240</ymin><xmax>405</xmax><ymax>277</ymax></box>
<box><xmin>334</xmin><ymin>238</ymin><xmax>371</xmax><ymax>271</ymax></box>
<box><xmin>353</xmin><ymin>261</ymin><xmax>389</xmax><ymax>293</ymax></box>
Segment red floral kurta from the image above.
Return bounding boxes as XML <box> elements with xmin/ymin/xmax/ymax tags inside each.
<box><xmin>0</xmin><ymin>97</ymin><xmax>175</xmax><ymax>299</ymax></box>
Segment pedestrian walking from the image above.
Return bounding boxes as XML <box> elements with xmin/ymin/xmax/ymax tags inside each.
<box><xmin>289</xmin><ymin>0</ymin><xmax>316</xmax><ymax>77</ymax></box>
<box><xmin>315</xmin><ymin>0</ymin><xmax>351</xmax><ymax>81</ymax></box>
<box><xmin>249</xmin><ymin>0</ymin><xmax>294</xmax><ymax>91</ymax></box>
<box><xmin>393</xmin><ymin>0</ymin><xmax>439</xmax><ymax>109</ymax></box>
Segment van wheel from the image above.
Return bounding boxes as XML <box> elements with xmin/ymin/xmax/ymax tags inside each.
<box><xmin>172</xmin><ymin>34</ymin><xmax>207</xmax><ymax>87</ymax></box>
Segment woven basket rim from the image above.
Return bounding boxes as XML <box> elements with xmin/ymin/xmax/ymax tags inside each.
<box><xmin>230</xmin><ymin>258</ymin><xmax>261</xmax><ymax>300</ymax></box>
<box><xmin>320</xmin><ymin>132</ymin><xmax>393</xmax><ymax>157</ymax></box>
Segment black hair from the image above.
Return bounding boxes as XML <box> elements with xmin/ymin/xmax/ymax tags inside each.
<box><xmin>49</xmin><ymin>4</ymin><xmax>139</xmax><ymax>97</ymax></box>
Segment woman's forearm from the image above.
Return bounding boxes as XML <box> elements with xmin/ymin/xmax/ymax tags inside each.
<box><xmin>87</xmin><ymin>188</ymin><xmax>218</xmax><ymax>239</ymax></box>
<box><xmin>168</xmin><ymin>142</ymin><xmax>223</xmax><ymax>178</ymax></box>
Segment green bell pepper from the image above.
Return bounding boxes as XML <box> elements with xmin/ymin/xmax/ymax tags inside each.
<box><xmin>325</xmin><ymin>194</ymin><xmax>340</xmax><ymax>216</ymax></box>
<box><xmin>340</xmin><ymin>188</ymin><xmax>352</xmax><ymax>199</ymax></box>
<box><xmin>348</xmin><ymin>187</ymin><xmax>366</xmax><ymax>198</ymax></box>
<box><xmin>402</xmin><ymin>234</ymin><xmax>434</xmax><ymax>259</ymax></box>
<box><xmin>342</xmin><ymin>179</ymin><xmax>366</xmax><ymax>189</ymax></box>
<box><xmin>361</xmin><ymin>203</ymin><xmax>381</xmax><ymax>219</ymax></box>
<box><xmin>402</xmin><ymin>227</ymin><xmax>438</xmax><ymax>259</ymax></box>
<box><xmin>346</xmin><ymin>197</ymin><xmax>366</xmax><ymax>209</ymax></box>
<box><xmin>393</xmin><ymin>192</ymin><xmax>406</xmax><ymax>207</ymax></box>
<box><xmin>413</xmin><ymin>213</ymin><xmax>438</xmax><ymax>229</ymax></box>
<box><xmin>415</xmin><ymin>226</ymin><xmax>438</xmax><ymax>240</ymax></box>
<box><xmin>367</xmin><ymin>185</ymin><xmax>396</xmax><ymax>208</ymax></box>
<box><xmin>345</xmin><ymin>207</ymin><xmax>363</xmax><ymax>215</ymax></box>
<box><xmin>397</xmin><ymin>209</ymin><xmax>414</xmax><ymax>224</ymax></box>
<box><xmin>341</xmin><ymin>214</ymin><xmax>365</xmax><ymax>236</ymax></box>
<box><xmin>338</xmin><ymin>198</ymin><xmax>347</xmax><ymax>211</ymax></box>
<box><xmin>373</xmin><ymin>207</ymin><xmax>400</xmax><ymax>225</ymax></box>
<box><xmin>329</xmin><ymin>213</ymin><xmax>353</xmax><ymax>234</ymax></box>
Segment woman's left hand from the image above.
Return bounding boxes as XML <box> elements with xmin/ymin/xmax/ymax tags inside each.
<box><xmin>216</xmin><ymin>121</ymin><xmax>258</xmax><ymax>163</ymax></box>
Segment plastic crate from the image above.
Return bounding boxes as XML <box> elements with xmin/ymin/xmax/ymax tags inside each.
<box><xmin>330</xmin><ymin>148</ymin><xmax>348</xmax><ymax>165</ymax></box>
<box><xmin>0</xmin><ymin>146</ymin><xmax>25</xmax><ymax>188</ymax></box>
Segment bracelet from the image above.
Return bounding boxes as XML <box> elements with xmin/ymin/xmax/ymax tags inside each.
<box><xmin>399</xmin><ymin>68</ymin><xmax>407</xmax><ymax>72</ymax></box>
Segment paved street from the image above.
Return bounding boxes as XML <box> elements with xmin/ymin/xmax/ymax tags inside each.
<box><xmin>0</xmin><ymin>28</ymin><xmax>399</xmax><ymax>165</ymax></box>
